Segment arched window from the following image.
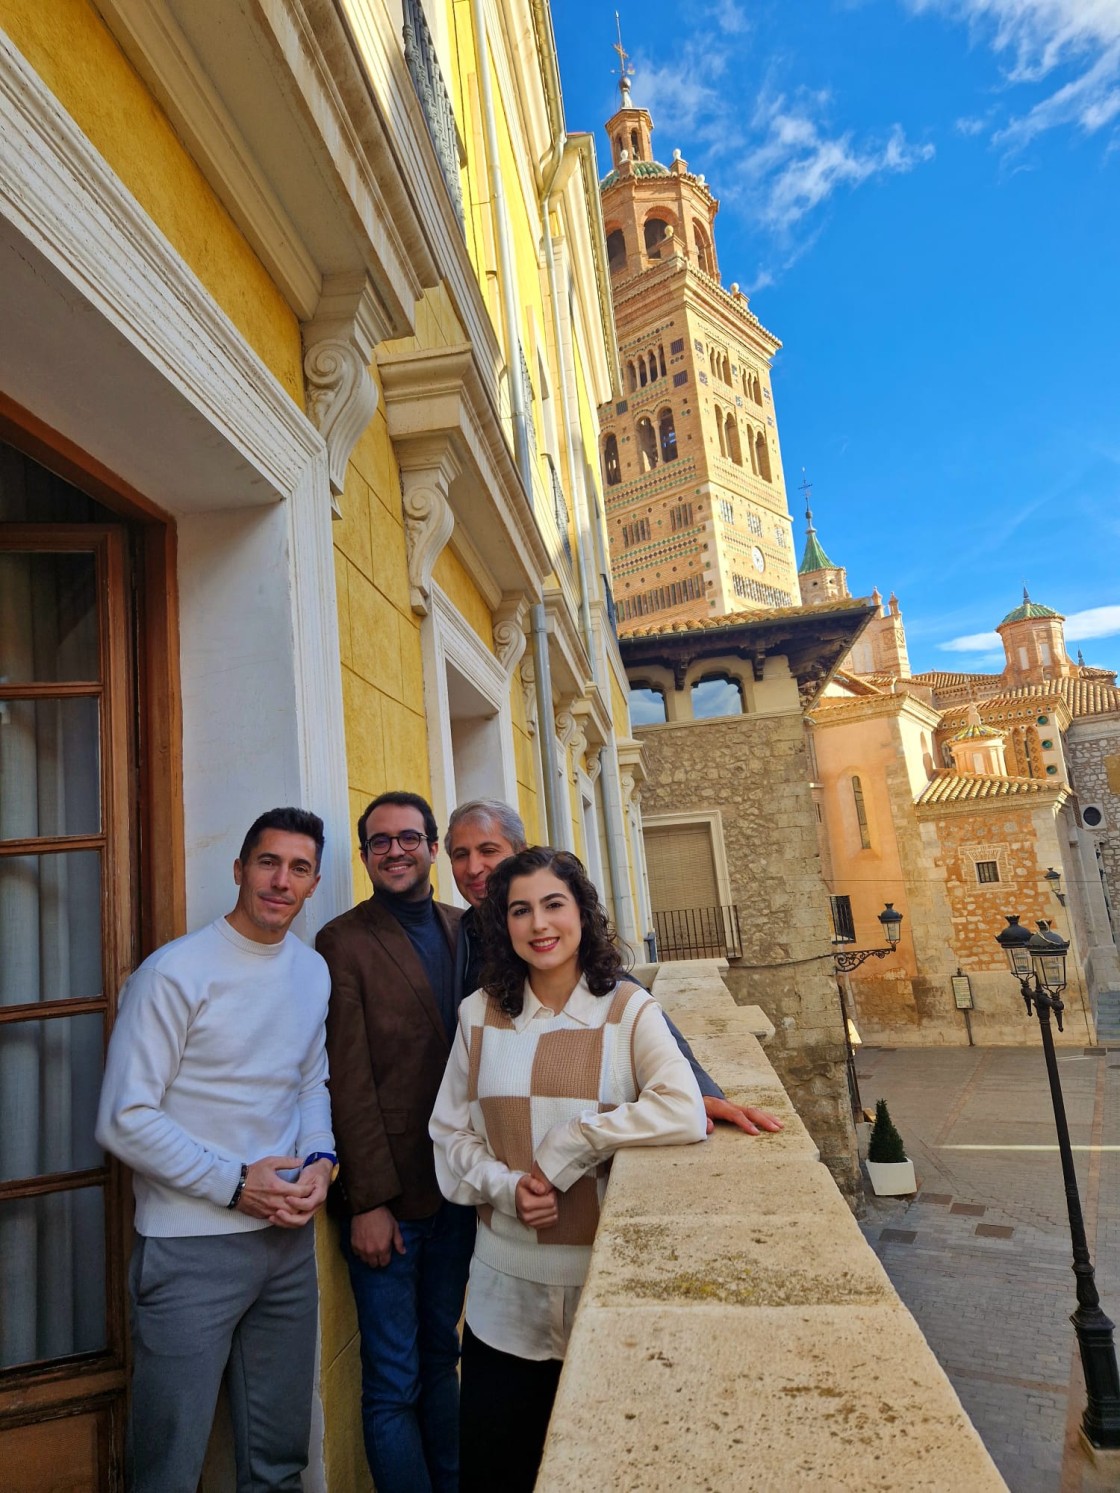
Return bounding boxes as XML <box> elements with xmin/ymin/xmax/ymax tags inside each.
<box><xmin>694</xmin><ymin>222</ymin><xmax>712</xmax><ymax>274</ymax></box>
<box><xmin>636</xmin><ymin>416</ymin><xmax>658</xmax><ymax>472</ymax></box>
<box><xmin>606</xmin><ymin>228</ymin><xmax>627</xmax><ymax>275</ymax></box>
<box><xmin>753</xmin><ymin>373</ymin><xmax>762</xmax><ymax>403</ymax></box>
<box><xmin>741</xmin><ymin>368</ymin><xmax>749</xmax><ymax>396</ymax></box>
<box><xmin>627</xmin><ymin>361</ymin><xmax>637</xmax><ymax>393</ymax></box>
<box><xmin>658</xmin><ymin>408</ymin><xmax>678</xmax><ymax>463</ymax></box>
<box><xmin>658</xmin><ymin>345</ymin><xmax>666</xmax><ymax>377</ymax></box>
<box><xmin>615</xmin><ymin>133</ymin><xmax>623</xmax><ymax>160</ymax></box>
<box><xmin>602</xmin><ymin>433</ymin><xmax>621</xmax><ymax>487</ymax></box>
<box><xmin>644</xmin><ymin>217</ymin><xmax>669</xmax><ymax>260</ymax></box>
<box><xmin>648</xmin><ymin>349</ymin><xmax>658</xmax><ymax>382</ymax></box>
<box><xmin>630</xmin><ymin>128</ymin><xmax>641</xmax><ymax>161</ymax></box>
<box><xmin>692</xmin><ymin>674</ymin><xmax>743</xmax><ymax>719</ymax></box>
<box><xmin>755</xmin><ymin>431</ymin><xmax>771</xmax><ymax>481</ymax></box>
<box><xmin>725</xmin><ymin>413</ymin><xmax>742</xmax><ymax>466</ymax></box>
<box><xmin>710</xmin><ymin>348</ymin><xmax>718</xmax><ymax>378</ymax></box>
<box><xmin>721</xmin><ymin>353</ymin><xmax>731</xmax><ymax>384</ymax></box>
<box><xmin>714</xmin><ymin>403</ymin><xmax>727</xmax><ymax>457</ymax></box>
<box><xmin>629</xmin><ymin>684</ymin><xmax>667</xmax><ymax>725</ymax></box>
<box><xmin>638</xmin><ymin>355</ymin><xmax>648</xmax><ymax>387</ymax></box>
<box><xmin>745</xmin><ymin>422</ymin><xmax>758</xmax><ymax>474</ymax></box>
<box><xmin>852</xmin><ymin>776</ymin><xmax>871</xmax><ymax>849</ymax></box>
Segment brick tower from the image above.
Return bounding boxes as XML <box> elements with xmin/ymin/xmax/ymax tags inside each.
<box><xmin>597</xmin><ymin>63</ymin><xmax>798</xmax><ymax>631</ymax></box>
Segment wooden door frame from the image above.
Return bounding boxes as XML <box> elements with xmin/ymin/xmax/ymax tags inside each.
<box><xmin>0</xmin><ymin>400</ymin><xmax>184</xmax><ymax>1484</ymax></box>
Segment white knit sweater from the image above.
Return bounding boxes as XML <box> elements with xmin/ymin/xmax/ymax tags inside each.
<box><xmin>96</xmin><ymin>917</ymin><xmax>333</xmax><ymax>1237</ymax></box>
<box><xmin>430</xmin><ymin>976</ymin><xmax>706</xmax><ymax>1289</ymax></box>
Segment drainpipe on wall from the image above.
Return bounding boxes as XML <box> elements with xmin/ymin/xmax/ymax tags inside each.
<box><xmin>471</xmin><ymin>0</ymin><xmax>565</xmax><ymax>846</ymax></box>
<box><xmin>538</xmin><ymin>118</ymin><xmax>638</xmax><ymax>940</ymax></box>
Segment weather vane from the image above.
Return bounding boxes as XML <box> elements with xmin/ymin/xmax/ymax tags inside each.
<box><xmin>799</xmin><ymin>468</ymin><xmax>814</xmax><ymax>525</ymax></box>
<box><xmin>613</xmin><ymin>12</ymin><xmax>634</xmax><ymax>99</ymax></box>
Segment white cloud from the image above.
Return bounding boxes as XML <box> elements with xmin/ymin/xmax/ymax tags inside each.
<box><xmin>906</xmin><ymin>0</ymin><xmax>1120</xmax><ymax>147</ymax></box>
<box><xmin>937</xmin><ymin>602</ymin><xmax>1120</xmax><ymax>655</ymax></box>
<box><xmin>636</xmin><ymin>55</ymin><xmax>935</xmax><ymax>242</ymax></box>
<box><xmin>1065</xmin><ymin>603</ymin><xmax>1120</xmax><ymax>640</ymax></box>
<box><xmin>939</xmin><ymin>629</ymin><xmax>1003</xmax><ymax>652</ymax></box>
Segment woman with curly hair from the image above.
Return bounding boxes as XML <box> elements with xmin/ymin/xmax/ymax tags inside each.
<box><xmin>429</xmin><ymin>846</ymin><xmax>706</xmax><ymax>1492</ymax></box>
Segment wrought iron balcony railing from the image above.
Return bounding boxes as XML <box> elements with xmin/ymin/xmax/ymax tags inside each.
<box><xmin>547</xmin><ymin>459</ymin><xmax>573</xmax><ymax>565</ymax></box>
<box><xmin>402</xmin><ymin>0</ymin><xmax>465</xmax><ymax>230</ymax></box>
<box><xmin>652</xmin><ymin>905</ymin><xmax>742</xmax><ymax>961</ymax></box>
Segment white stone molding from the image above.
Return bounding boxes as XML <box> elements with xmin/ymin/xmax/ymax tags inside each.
<box><xmin>0</xmin><ymin>30</ymin><xmax>323</xmax><ymax>510</ymax></box>
<box><xmin>378</xmin><ymin>341</ymin><xmax>549</xmax><ymax>603</ymax></box>
<box><xmin>619</xmin><ymin>767</ymin><xmax>636</xmax><ymax>806</ymax></box>
<box><xmin>302</xmin><ymin>273</ymin><xmax>386</xmax><ymax>509</ymax></box>
<box><xmin>586</xmin><ymin>749</ymin><xmax>603</xmax><ymax>785</ymax></box>
<box><xmin>421</xmin><ymin>582</ymin><xmax>519</xmax><ymax>902</ymax></box>
<box><xmin>493</xmin><ymin>596</ymin><xmax>530</xmax><ymax>677</ymax></box>
<box><xmin>398</xmin><ymin>446</ymin><xmax>460</xmax><ymax>615</ymax></box>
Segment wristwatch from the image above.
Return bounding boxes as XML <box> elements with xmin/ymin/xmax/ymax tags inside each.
<box><xmin>303</xmin><ymin>1150</ymin><xmax>340</xmax><ymax>1183</ymax></box>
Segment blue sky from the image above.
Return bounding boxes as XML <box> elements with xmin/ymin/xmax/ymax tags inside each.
<box><xmin>552</xmin><ymin>1</ymin><xmax>1120</xmax><ymax>677</ymax></box>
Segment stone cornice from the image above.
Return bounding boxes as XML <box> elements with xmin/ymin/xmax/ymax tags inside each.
<box><xmin>378</xmin><ymin>340</ymin><xmax>550</xmax><ymax>602</ymax></box>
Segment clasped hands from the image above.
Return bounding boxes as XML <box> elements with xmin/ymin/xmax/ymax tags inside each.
<box><xmin>515</xmin><ymin>1161</ymin><xmax>560</xmax><ymax>1230</ymax></box>
<box><xmin>235</xmin><ymin>1155</ymin><xmax>333</xmax><ymax>1228</ymax></box>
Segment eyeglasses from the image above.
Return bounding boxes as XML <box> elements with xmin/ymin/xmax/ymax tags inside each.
<box><xmin>362</xmin><ymin>830</ymin><xmax>428</xmax><ymax>856</ymax></box>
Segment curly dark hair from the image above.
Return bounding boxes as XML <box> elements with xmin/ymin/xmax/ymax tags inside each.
<box><xmin>475</xmin><ymin>847</ymin><xmax>624</xmax><ymax>1017</ymax></box>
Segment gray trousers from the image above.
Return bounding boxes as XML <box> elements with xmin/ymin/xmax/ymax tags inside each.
<box><xmin>128</xmin><ymin>1226</ymin><xmax>318</xmax><ymax>1493</ymax></box>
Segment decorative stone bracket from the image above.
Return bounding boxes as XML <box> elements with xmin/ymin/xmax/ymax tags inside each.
<box><xmin>399</xmin><ymin>446</ymin><xmax>461</xmax><ymax>615</ymax></box>
<box><xmin>494</xmin><ymin>596</ymin><xmax>530</xmax><ymax>678</ymax></box>
<box><xmin>302</xmin><ymin>273</ymin><xmax>386</xmax><ymax>513</ymax></box>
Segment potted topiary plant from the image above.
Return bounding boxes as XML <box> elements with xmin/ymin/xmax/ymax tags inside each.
<box><xmin>865</xmin><ymin>1098</ymin><xmax>916</xmax><ymax>1196</ymax></box>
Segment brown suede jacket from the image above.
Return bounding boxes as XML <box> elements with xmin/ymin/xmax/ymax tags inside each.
<box><xmin>316</xmin><ymin>895</ymin><xmax>462</xmax><ymax>1221</ymax></box>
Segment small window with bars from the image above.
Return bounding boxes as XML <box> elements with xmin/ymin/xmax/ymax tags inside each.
<box><xmin>830</xmin><ymin>895</ymin><xmax>856</xmax><ymax>944</ymax></box>
<box><xmin>622</xmin><ymin>517</ymin><xmax>651</xmax><ymax>547</ymax></box>
<box><xmin>670</xmin><ymin>502</ymin><xmax>694</xmax><ymax>531</ymax></box>
<box><xmin>673</xmin><ymin>371</ymin><xmax>689</xmax><ymax>387</ymax></box>
<box><xmin>671</xmin><ymin>338</ymin><xmax>685</xmax><ymax>355</ymax></box>
<box><xmin>976</xmin><ymin>860</ymin><xmax>1001</xmax><ymax>884</ymax></box>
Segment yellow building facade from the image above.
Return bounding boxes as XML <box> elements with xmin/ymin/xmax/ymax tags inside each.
<box><xmin>0</xmin><ymin>2</ymin><xmax>648</xmax><ymax>1485</ymax></box>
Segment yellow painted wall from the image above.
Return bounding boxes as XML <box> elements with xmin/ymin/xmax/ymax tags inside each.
<box><xmin>2</xmin><ymin>0</ymin><xmax>304</xmax><ymax>399</ymax></box>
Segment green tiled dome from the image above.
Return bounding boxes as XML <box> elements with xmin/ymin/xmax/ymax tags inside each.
<box><xmin>798</xmin><ymin>530</ymin><xmax>836</xmax><ymax>575</ymax></box>
<box><xmin>600</xmin><ymin>160</ymin><xmax>670</xmax><ymax>190</ymax></box>
<box><xmin>1000</xmin><ymin>588</ymin><xmax>1061</xmax><ymax>626</ymax></box>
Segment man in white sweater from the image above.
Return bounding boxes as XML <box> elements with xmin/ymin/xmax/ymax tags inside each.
<box><xmin>96</xmin><ymin>807</ymin><xmax>336</xmax><ymax>1493</ymax></box>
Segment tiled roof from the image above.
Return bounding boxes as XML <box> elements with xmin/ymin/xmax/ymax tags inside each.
<box><xmin>600</xmin><ymin>160</ymin><xmax>670</xmax><ymax>190</ymax></box>
<box><xmin>798</xmin><ymin>530</ymin><xmax>836</xmax><ymax>574</ymax></box>
<box><xmin>622</xmin><ymin>596</ymin><xmax>870</xmax><ymax>638</ymax></box>
<box><xmin>941</xmin><ymin>679</ymin><xmax>1120</xmax><ymax>721</ymax></box>
<box><xmin>916</xmin><ymin>771</ymin><xmax>1059</xmax><ymax>805</ymax></box>
<box><xmin>999</xmin><ymin>590</ymin><xmax>1061</xmax><ymax>626</ymax></box>
<box><xmin>952</xmin><ymin>721</ymin><xmax>1002</xmax><ymax>740</ymax></box>
<box><xmin>910</xmin><ymin>670</ymin><xmax>997</xmax><ymax>689</ymax></box>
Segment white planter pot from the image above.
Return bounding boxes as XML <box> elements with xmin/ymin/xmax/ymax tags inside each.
<box><xmin>866</xmin><ymin>1158</ymin><xmax>916</xmax><ymax>1196</ymax></box>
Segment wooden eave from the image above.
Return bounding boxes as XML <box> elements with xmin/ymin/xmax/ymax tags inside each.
<box><xmin>618</xmin><ymin>599</ymin><xmax>875</xmax><ymax>708</ymax></box>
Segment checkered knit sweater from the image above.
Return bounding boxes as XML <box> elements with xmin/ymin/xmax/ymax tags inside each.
<box><xmin>431</xmin><ymin>977</ymin><xmax>707</xmax><ymax>1287</ymax></box>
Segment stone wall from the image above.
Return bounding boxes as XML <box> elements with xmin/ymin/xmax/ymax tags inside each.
<box><xmin>1067</xmin><ymin>721</ymin><xmax>1120</xmax><ymax>936</ymax></box>
<box><xmin>636</xmin><ymin>711</ymin><xmax>861</xmax><ymax>1201</ymax></box>
<box><xmin>538</xmin><ymin>961</ymin><xmax>1007</xmax><ymax>1492</ymax></box>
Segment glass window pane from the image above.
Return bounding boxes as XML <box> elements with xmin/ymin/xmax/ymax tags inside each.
<box><xmin>0</xmin><ymin>551</ymin><xmax>99</xmax><ymax>682</ymax></box>
<box><xmin>0</xmin><ymin>1186</ymin><xmax>107</xmax><ymax>1369</ymax></box>
<box><xmin>0</xmin><ymin>852</ymin><xmax>102</xmax><ymax>1006</ymax></box>
<box><xmin>0</xmin><ymin>697</ymin><xmax>101</xmax><ymax>837</ymax></box>
<box><xmin>0</xmin><ymin>1012</ymin><xmax>105</xmax><ymax>1182</ymax></box>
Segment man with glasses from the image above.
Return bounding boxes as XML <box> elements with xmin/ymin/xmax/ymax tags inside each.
<box><xmin>315</xmin><ymin>792</ymin><xmax>474</xmax><ymax>1493</ymax></box>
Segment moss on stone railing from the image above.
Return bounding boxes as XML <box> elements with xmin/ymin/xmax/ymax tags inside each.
<box><xmin>537</xmin><ymin>959</ymin><xmax>1007</xmax><ymax>1491</ymax></box>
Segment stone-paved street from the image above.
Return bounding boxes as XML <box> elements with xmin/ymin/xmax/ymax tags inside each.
<box><xmin>854</xmin><ymin>1045</ymin><xmax>1120</xmax><ymax>1493</ymax></box>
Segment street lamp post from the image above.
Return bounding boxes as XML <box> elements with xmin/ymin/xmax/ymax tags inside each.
<box><xmin>833</xmin><ymin>904</ymin><xmax>905</xmax><ymax>1122</ymax></box>
<box><xmin>994</xmin><ymin>914</ymin><xmax>1120</xmax><ymax>1450</ymax></box>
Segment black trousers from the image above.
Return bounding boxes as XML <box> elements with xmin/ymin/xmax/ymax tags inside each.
<box><xmin>459</xmin><ymin>1323</ymin><xmax>563</xmax><ymax>1493</ymax></box>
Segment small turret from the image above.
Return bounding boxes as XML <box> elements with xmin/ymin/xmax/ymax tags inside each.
<box><xmin>996</xmin><ymin>587</ymin><xmax>1075</xmax><ymax>687</ymax></box>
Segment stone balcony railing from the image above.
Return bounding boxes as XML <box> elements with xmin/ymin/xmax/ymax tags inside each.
<box><xmin>537</xmin><ymin>959</ymin><xmax>1007</xmax><ymax>1491</ymax></box>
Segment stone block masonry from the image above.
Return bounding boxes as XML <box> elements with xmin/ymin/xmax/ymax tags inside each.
<box><xmin>637</xmin><ymin>711</ymin><xmax>862</xmax><ymax>1200</ymax></box>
